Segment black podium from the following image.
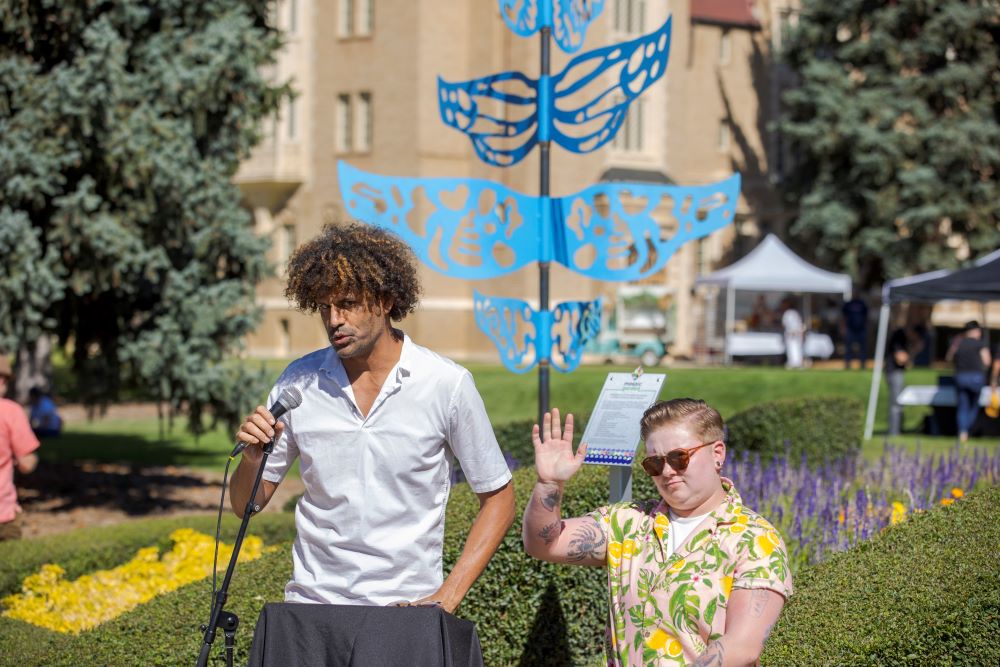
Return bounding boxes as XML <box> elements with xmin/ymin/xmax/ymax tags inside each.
<box><xmin>247</xmin><ymin>603</ymin><xmax>485</xmax><ymax>667</ymax></box>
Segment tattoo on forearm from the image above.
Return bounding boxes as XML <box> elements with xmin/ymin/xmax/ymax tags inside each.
<box><xmin>566</xmin><ymin>519</ymin><xmax>605</xmax><ymax>562</ymax></box>
<box><xmin>692</xmin><ymin>640</ymin><xmax>725</xmax><ymax>667</ymax></box>
<box><xmin>749</xmin><ymin>589</ymin><xmax>769</xmax><ymax>618</ymax></box>
<box><xmin>538</xmin><ymin>487</ymin><xmax>562</xmax><ymax>512</ymax></box>
<box><xmin>538</xmin><ymin>520</ymin><xmax>564</xmax><ymax>545</ymax></box>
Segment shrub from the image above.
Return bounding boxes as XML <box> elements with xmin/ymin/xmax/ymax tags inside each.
<box><xmin>763</xmin><ymin>485</ymin><xmax>1000</xmax><ymax>666</ymax></box>
<box><xmin>726</xmin><ymin>396</ymin><xmax>863</xmax><ymax>463</ymax></box>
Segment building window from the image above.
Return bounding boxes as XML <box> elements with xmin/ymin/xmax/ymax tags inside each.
<box><xmin>336</xmin><ymin>94</ymin><xmax>352</xmax><ymax>152</ymax></box>
<box><xmin>357</xmin><ymin>92</ymin><xmax>372</xmax><ymax>152</ymax></box>
<box><xmin>614</xmin><ymin>0</ymin><xmax>646</xmax><ymax>35</ymax></box>
<box><xmin>717</xmin><ymin>120</ymin><xmax>731</xmax><ymax>153</ymax></box>
<box><xmin>286</xmin><ymin>97</ymin><xmax>297</xmax><ymax>140</ymax></box>
<box><xmin>613</xmin><ymin>97</ymin><xmax>645</xmax><ymax>152</ymax></box>
<box><xmin>338</xmin><ymin>0</ymin><xmax>355</xmax><ymax>37</ymax></box>
<box><xmin>281</xmin><ymin>224</ymin><xmax>297</xmax><ymax>265</ymax></box>
<box><xmin>279</xmin><ymin>318</ymin><xmax>291</xmax><ymax>356</ymax></box>
<box><xmin>359</xmin><ymin>0</ymin><xmax>374</xmax><ymax>36</ymax></box>
<box><xmin>719</xmin><ymin>30</ymin><xmax>731</xmax><ymax>65</ymax></box>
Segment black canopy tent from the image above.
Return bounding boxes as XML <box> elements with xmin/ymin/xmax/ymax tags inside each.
<box><xmin>864</xmin><ymin>249</ymin><xmax>1000</xmax><ymax>438</ymax></box>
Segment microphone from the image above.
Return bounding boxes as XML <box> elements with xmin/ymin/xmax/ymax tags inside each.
<box><xmin>230</xmin><ymin>386</ymin><xmax>304</xmax><ymax>457</ymax></box>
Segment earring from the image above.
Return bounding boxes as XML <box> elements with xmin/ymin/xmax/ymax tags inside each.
<box><xmin>715</xmin><ymin>462</ymin><xmax>722</xmax><ymax>470</ymax></box>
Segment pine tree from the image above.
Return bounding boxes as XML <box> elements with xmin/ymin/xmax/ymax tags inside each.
<box><xmin>0</xmin><ymin>1</ymin><xmax>289</xmax><ymax>430</ymax></box>
<box><xmin>779</xmin><ymin>0</ymin><xmax>1000</xmax><ymax>287</ymax></box>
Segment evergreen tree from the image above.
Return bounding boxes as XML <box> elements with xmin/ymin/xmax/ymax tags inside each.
<box><xmin>779</xmin><ymin>0</ymin><xmax>1000</xmax><ymax>287</ymax></box>
<box><xmin>0</xmin><ymin>1</ymin><xmax>288</xmax><ymax>430</ymax></box>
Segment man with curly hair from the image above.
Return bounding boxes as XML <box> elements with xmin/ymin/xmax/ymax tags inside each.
<box><xmin>231</xmin><ymin>223</ymin><xmax>514</xmax><ymax>613</ymax></box>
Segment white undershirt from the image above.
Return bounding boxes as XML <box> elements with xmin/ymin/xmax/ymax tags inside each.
<box><xmin>667</xmin><ymin>510</ymin><xmax>712</xmax><ymax>557</ymax></box>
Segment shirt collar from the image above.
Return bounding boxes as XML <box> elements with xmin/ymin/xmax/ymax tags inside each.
<box><xmin>318</xmin><ymin>332</ymin><xmax>413</xmax><ymax>385</ymax></box>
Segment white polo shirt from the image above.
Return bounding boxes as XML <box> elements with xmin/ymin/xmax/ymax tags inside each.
<box><xmin>262</xmin><ymin>335</ymin><xmax>512</xmax><ymax>606</ymax></box>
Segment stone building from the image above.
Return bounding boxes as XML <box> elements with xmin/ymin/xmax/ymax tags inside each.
<box><xmin>236</xmin><ymin>0</ymin><xmax>800</xmax><ymax>360</ymax></box>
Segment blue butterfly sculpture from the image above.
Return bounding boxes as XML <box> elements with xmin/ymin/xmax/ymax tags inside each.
<box><xmin>438</xmin><ymin>16</ymin><xmax>671</xmax><ymax>166</ymax></box>
<box><xmin>339</xmin><ymin>161</ymin><xmax>740</xmax><ymax>283</ymax></box>
<box><xmin>499</xmin><ymin>0</ymin><xmax>607</xmax><ymax>53</ymax></box>
<box><xmin>474</xmin><ymin>292</ymin><xmax>602</xmax><ymax>373</ymax></box>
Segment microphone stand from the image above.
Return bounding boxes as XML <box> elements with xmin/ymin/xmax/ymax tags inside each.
<box><xmin>196</xmin><ymin>437</ymin><xmax>275</xmax><ymax>667</ymax></box>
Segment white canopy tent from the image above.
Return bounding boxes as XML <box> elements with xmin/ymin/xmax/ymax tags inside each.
<box><xmin>695</xmin><ymin>234</ymin><xmax>852</xmax><ymax>363</ymax></box>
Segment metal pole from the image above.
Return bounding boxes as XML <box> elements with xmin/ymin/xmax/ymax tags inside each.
<box><xmin>538</xmin><ymin>21</ymin><xmax>552</xmax><ymax>425</ymax></box>
<box><xmin>864</xmin><ymin>302</ymin><xmax>891</xmax><ymax>440</ymax></box>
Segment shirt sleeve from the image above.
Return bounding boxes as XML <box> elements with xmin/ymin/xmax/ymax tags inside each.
<box><xmin>261</xmin><ymin>383</ymin><xmax>300</xmax><ymax>485</ymax></box>
<box><xmin>446</xmin><ymin>371</ymin><xmax>512</xmax><ymax>493</ymax></box>
<box><xmin>6</xmin><ymin>404</ymin><xmax>40</xmax><ymax>460</ymax></box>
<box><xmin>732</xmin><ymin>521</ymin><xmax>794</xmax><ymax>600</ymax></box>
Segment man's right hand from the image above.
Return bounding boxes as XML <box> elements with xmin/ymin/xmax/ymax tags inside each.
<box><xmin>235</xmin><ymin>405</ymin><xmax>285</xmax><ymax>460</ymax></box>
<box><xmin>532</xmin><ymin>409</ymin><xmax>587</xmax><ymax>485</ymax></box>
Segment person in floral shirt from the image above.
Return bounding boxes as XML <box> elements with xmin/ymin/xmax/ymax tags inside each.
<box><xmin>523</xmin><ymin>399</ymin><xmax>792</xmax><ymax>666</ymax></box>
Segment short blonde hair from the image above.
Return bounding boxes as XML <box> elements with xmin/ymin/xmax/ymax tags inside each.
<box><xmin>640</xmin><ymin>398</ymin><xmax>725</xmax><ymax>443</ymax></box>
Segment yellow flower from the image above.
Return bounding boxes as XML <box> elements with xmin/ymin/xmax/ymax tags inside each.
<box><xmin>951</xmin><ymin>488</ymin><xmax>964</xmax><ymax>499</ymax></box>
<box><xmin>1</xmin><ymin>529</ymin><xmax>266</xmax><ymax>634</ymax></box>
<box><xmin>645</xmin><ymin>629</ymin><xmax>683</xmax><ymax>656</ymax></box>
<box><xmin>668</xmin><ymin>558</ymin><xmax>686</xmax><ymax>574</ymax></box>
<box><xmin>890</xmin><ymin>501</ymin><xmax>907</xmax><ymax>525</ymax></box>
<box><xmin>941</xmin><ymin>497</ymin><xmax>955</xmax><ymax>506</ymax></box>
<box><xmin>837</xmin><ymin>508</ymin><xmax>846</xmax><ymax>525</ymax></box>
<box><xmin>720</xmin><ymin>575</ymin><xmax>733</xmax><ymax>598</ymax></box>
<box><xmin>654</xmin><ymin>514</ymin><xmax>670</xmax><ymax>540</ymax></box>
<box><xmin>607</xmin><ymin>541</ymin><xmax>622</xmax><ymax>567</ymax></box>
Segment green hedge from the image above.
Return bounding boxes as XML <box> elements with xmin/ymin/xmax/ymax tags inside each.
<box><xmin>763</xmin><ymin>485</ymin><xmax>1000</xmax><ymax>665</ymax></box>
<box><xmin>3</xmin><ymin>466</ymin><xmax>992</xmax><ymax>666</ymax></box>
<box><xmin>726</xmin><ymin>396</ymin><xmax>863</xmax><ymax>463</ymax></box>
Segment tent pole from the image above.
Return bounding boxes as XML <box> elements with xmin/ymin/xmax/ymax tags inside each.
<box><xmin>864</xmin><ymin>302</ymin><xmax>891</xmax><ymax>440</ymax></box>
<box><xmin>724</xmin><ymin>285</ymin><xmax>735</xmax><ymax>365</ymax></box>
<box><xmin>981</xmin><ymin>302</ymin><xmax>989</xmax><ymax>348</ymax></box>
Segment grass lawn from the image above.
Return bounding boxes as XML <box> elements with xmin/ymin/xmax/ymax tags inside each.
<box><xmin>46</xmin><ymin>363</ymin><xmax>998</xmax><ymax>470</ymax></box>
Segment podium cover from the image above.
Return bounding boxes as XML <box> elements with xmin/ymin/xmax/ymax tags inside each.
<box><xmin>247</xmin><ymin>603</ymin><xmax>484</xmax><ymax>667</ymax></box>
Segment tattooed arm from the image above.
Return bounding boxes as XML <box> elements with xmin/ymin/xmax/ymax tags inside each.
<box><xmin>521</xmin><ymin>409</ymin><xmax>607</xmax><ymax>566</ymax></box>
<box><xmin>691</xmin><ymin>589</ymin><xmax>785</xmax><ymax>666</ymax></box>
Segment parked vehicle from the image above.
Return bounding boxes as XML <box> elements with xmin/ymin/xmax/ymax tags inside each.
<box><xmin>586</xmin><ymin>286</ymin><xmax>674</xmax><ymax>367</ymax></box>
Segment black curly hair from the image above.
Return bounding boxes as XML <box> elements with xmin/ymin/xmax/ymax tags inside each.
<box><xmin>285</xmin><ymin>223</ymin><xmax>421</xmax><ymax>321</ymax></box>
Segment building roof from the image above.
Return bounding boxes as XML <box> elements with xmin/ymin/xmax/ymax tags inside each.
<box><xmin>690</xmin><ymin>0</ymin><xmax>761</xmax><ymax>29</ymax></box>
<box><xmin>599</xmin><ymin>167</ymin><xmax>674</xmax><ymax>184</ymax></box>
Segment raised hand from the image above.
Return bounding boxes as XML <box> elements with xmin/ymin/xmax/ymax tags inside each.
<box><xmin>532</xmin><ymin>408</ymin><xmax>588</xmax><ymax>484</ymax></box>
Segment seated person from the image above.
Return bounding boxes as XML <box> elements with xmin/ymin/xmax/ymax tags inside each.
<box><xmin>28</xmin><ymin>388</ymin><xmax>62</xmax><ymax>438</ymax></box>
<box><xmin>522</xmin><ymin>400</ymin><xmax>792</xmax><ymax>666</ymax></box>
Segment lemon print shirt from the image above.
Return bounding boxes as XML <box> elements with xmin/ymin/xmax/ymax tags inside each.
<box><xmin>588</xmin><ymin>479</ymin><xmax>792</xmax><ymax>666</ymax></box>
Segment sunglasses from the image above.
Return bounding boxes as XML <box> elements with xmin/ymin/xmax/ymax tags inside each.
<box><xmin>641</xmin><ymin>442</ymin><xmax>717</xmax><ymax>476</ymax></box>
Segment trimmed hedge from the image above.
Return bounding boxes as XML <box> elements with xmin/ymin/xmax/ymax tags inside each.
<box><xmin>3</xmin><ymin>463</ymin><xmax>992</xmax><ymax>666</ymax></box>
<box><xmin>726</xmin><ymin>396</ymin><xmax>863</xmax><ymax>463</ymax></box>
<box><xmin>763</xmin><ymin>485</ymin><xmax>1000</xmax><ymax>665</ymax></box>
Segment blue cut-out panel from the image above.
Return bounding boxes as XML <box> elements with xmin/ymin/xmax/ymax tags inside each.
<box><xmin>474</xmin><ymin>291</ymin><xmax>602</xmax><ymax>373</ymax></box>
<box><xmin>498</xmin><ymin>0</ymin><xmax>607</xmax><ymax>53</ymax></box>
<box><xmin>438</xmin><ymin>16</ymin><xmax>671</xmax><ymax>167</ymax></box>
<box><xmin>339</xmin><ymin>161</ymin><xmax>740</xmax><ymax>282</ymax></box>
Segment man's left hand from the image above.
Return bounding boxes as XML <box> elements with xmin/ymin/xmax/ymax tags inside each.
<box><xmin>393</xmin><ymin>590</ymin><xmax>458</xmax><ymax>613</ymax></box>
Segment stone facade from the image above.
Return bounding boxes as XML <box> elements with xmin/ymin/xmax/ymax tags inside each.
<box><xmin>236</xmin><ymin>0</ymin><xmax>799</xmax><ymax>360</ymax></box>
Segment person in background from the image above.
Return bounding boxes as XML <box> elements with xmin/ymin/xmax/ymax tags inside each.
<box><xmin>842</xmin><ymin>291</ymin><xmax>869</xmax><ymax>369</ymax></box>
<box><xmin>781</xmin><ymin>298</ymin><xmax>805</xmax><ymax>369</ymax></box>
<box><xmin>0</xmin><ymin>357</ymin><xmax>40</xmax><ymax>540</ymax></box>
<box><xmin>28</xmin><ymin>387</ymin><xmax>62</xmax><ymax>439</ymax></box>
<box><xmin>885</xmin><ymin>323</ymin><xmax>924</xmax><ymax>436</ymax></box>
<box><xmin>946</xmin><ymin>321</ymin><xmax>991</xmax><ymax>443</ymax></box>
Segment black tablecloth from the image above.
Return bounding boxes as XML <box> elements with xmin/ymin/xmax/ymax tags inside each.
<box><xmin>246</xmin><ymin>603</ymin><xmax>484</xmax><ymax>667</ymax></box>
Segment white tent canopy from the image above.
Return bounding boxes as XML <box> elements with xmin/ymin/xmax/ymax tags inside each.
<box><xmin>695</xmin><ymin>234</ymin><xmax>853</xmax><ymax>295</ymax></box>
<box><xmin>695</xmin><ymin>234</ymin><xmax>852</xmax><ymax>363</ymax></box>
